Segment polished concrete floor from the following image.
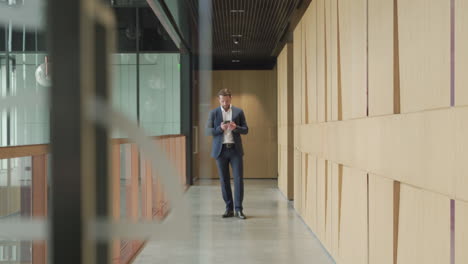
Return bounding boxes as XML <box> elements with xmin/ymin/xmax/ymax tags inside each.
<box><xmin>134</xmin><ymin>179</ymin><xmax>335</xmax><ymax>264</ymax></box>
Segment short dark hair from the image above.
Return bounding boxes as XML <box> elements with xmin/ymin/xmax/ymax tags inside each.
<box><xmin>217</xmin><ymin>88</ymin><xmax>232</xmax><ymax>97</ymax></box>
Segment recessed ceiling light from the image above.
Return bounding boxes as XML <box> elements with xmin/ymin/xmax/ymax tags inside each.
<box><xmin>230</xmin><ymin>10</ymin><xmax>245</xmax><ymax>13</ymax></box>
<box><xmin>231</xmin><ymin>34</ymin><xmax>243</xmax><ymax>37</ymax></box>
<box><xmin>232</xmin><ymin>50</ymin><xmax>241</xmax><ymax>53</ymax></box>
<box><xmin>232</xmin><ymin>59</ymin><xmax>240</xmax><ymax>63</ymax></box>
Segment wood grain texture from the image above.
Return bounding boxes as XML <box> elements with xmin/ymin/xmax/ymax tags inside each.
<box><xmin>292</xmin><ymin>0</ymin><xmax>462</xmax><ymax>263</ymax></box>
<box><xmin>294</xmin><ymin>22</ymin><xmax>304</xmax><ymax>210</ymax></box>
<box><xmin>455</xmin><ymin>0</ymin><xmax>468</xmax><ymax>106</ymax></box>
<box><xmin>456</xmin><ymin>200</ymin><xmax>468</xmax><ymax>264</ymax></box>
<box><xmin>368</xmin><ymin>175</ymin><xmax>394</xmax><ymax>264</ymax></box>
<box><xmin>300</xmin><ymin>153</ymin><xmax>308</xmax><ymax>217</ymax></box>
<box><xmin>294</xmin><ymin>148</ymin><xmax>303</xmax><ymax>213</ymax></box>
<box><xmin>305</xmin><ymin>155</ymin><xmax>317</xmax><ymax>230</ymax></box>
<box><xmin>304</xmin><ymin>3</ymin><xmax>318</xmax><ymax>123</ymax></box>
<box><xmin>130</xmin><ymin>144</ymin><xmax>139</xmax><ymax>221</ymax></box>
<box><xmin>208</xmin><ymin>71</ymin><xmax>278</xmax><ymax>179</ymax></box>
<box><xmin>326</xmin><ymin>0</ymin><xmax>333</xmax><ymax>122</ymax></box>
<box><xmin>398</xmin><ymin>0</ymin><xmax>450</xmax><ymax>113</ymax></box>
<box><xmin>317</xmin><ymin>0</ymin><xmax>327</xmax><ymax>123</ymax></box>
<box><xmin>368</xmin><ymin>0</ymin><xmax>394</xmax><ymax>117</ymax></box>
<box><xmin>330</xmin><ymin>162</ymin><xmax>340</xmax><ymax>258</ymax></box>
<box><xmin>0</xmin><ymin>144</ymin><xmax>48</xmax><ymax>159</ymax></box>
<box><xmin>112</xmin><ymin>143</ymin><xmax>121</xmax><ymax>263</ymax></box>
<box><xmin>325</xmin><ymin>160</ymin><xmax>333</xmax><ymax>252</ymax></box>
<box><xmin>277</xmin><ymin>45</ymin><xmax>294</xmax><ymax>199</ymax></box>
<box><xmin>339</xmin><ymin>166</ymin><xmax>368</xmax><ymax>264</ymax></box>
<box><xmin>299</xmin><ymin>107</ymin><xmax>463</xmax><ymax>198</ymax></box>
<box><xmin>338</xmin><ymin>0</ymin><xmax>367</xmax><ymax>120</ymax></box>
<box><xmin>397</xmin><ymin>184</ymin><xmax>450</xmax><ymax>264</ymax></box>
<box><xmin>330</xmin><ymin>0</ymin><xmax>339</xmax><ymax>122</ymax></box>
<box><xmin>316</xmin><ymin>157</ymin><xmax>327</xmax><ymax>241</ymax></box>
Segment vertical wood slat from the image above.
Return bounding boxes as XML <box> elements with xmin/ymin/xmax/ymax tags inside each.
<box><xmin>130</xmin><ymin>144</ymin><xmax>142</xmax><ymax>256</ymax></box>
<box><xmin>32</xmin><ymin>154</ymin><xmax>48</xmax><ymax>264</ymax></box>
<box><xmin>112</xmin><ymin>144</ymin><xmax>121</xmax><ymax>264</ymax></box>
<box><xmin>130</xmin><ymin>144</ymin><xmax>139</xmax><ymax>221</ymax></box>
<box><xmin>0</xmin><ymin>135</ymin><xmax>186</xmax><ymax>264</ymax></box>
<box><xmin>142</xmin><ymin>159</ymin><xmax>153</xmax><ymax>220</ymax></box>
<box><xmin>181</xmin><ymin>137</ymin><xmax>186</xmax><ymax>186</ymax></box>
<box><xmin>113</xmin><ymin>136</ymin><xmax>186</xmax><ymax>262</ymax></box>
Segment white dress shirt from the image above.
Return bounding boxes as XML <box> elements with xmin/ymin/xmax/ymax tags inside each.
<box><xmin>221</xmin><ymin>105</ymin><xmax>234</xmax><ymax>144</ymax></box>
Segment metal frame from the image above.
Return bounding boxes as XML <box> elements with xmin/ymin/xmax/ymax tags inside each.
<box><xmin>48</xmin><ymin>1</ymin><xmax>115</xmax><ymax>263</ymax></box>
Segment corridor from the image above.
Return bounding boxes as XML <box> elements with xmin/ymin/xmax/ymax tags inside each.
<box><xmin>134</xmin><ymin>180</ymin><xmax>335</xmax><ymax>264</ymax></box>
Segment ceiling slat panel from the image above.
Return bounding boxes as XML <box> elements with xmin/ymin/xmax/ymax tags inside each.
<box><xmin>188</xmin><ymin>0</ymin><xmax>299</xmax><ymax>68</ymax></box>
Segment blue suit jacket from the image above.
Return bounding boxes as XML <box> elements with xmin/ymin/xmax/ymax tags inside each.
<box><xmin>206</xmin><ymin>106</ymin><xmax>249</xmax><ymax>158</ymax></box>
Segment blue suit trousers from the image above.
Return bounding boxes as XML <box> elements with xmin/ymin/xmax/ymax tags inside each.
<box><xmin>215</xmin><ymin>145</ymin><xmax>244</xmax><ymax>211</ymax></box>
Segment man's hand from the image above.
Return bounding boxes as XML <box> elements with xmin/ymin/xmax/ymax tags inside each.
<box><xmin>221</xmin><ymin>122</ymin><xmax>229</xmax><ymax>131</ymax></box>
<box><xmin>228</xmin><ymin>122</ymin><xmax>237</xmax><ymax>130</ymax></box>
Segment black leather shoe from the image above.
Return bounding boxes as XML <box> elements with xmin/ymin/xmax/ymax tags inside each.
<box><xmin>235</xmin><ymin>211</ymin><xmax>246</xmax><ymax>219</ymax></box>
<box><xmin>222</xmin><ymin>210</ymin><xmax>234</xmax><ymax>218</ymax></box>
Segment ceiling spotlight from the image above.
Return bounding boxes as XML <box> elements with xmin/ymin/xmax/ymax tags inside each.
<box><xmin>232</xmin><ymin>60</ymin><xmax>240</xmax><ymax>63</ymax></box>
<box><xmin>233</xmin><ymin>38</ymin><xmax>240</xmax><ymax>45</ymax></box>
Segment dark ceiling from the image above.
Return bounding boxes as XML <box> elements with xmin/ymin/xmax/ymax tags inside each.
<box><xmin>186</xmin><ymin>0</ymin><xmax>306</xmax><ymax>69</ymax></box>
<box><xmin>109</xmin><ymin>0</ymin><xmax>311</xmax><ymax>69</ymax></box>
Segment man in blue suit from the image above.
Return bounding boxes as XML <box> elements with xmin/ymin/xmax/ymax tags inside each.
<box><xmin>206</xmin><ymin>88</ymin><xmax>249</xmax><ymax>219</ymax></box>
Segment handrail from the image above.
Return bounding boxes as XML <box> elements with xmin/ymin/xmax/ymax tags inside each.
<box><xmin>0</xmin><ymin>144</ymin><xmax>48</xmax><ymax>159</ymax></box>
<box><xmin>0</xmin><ymin>134</ymin><xmax>185</xmax><ymax>159</ymax></box>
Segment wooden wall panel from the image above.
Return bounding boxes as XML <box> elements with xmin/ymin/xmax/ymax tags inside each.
<box><xmin>300</xmin><ymin>108</ymin><xmax>458</xmax><ymax>198</ymax></box>
<box><xmin>294</xmin><ymin>22</ymin><xmax>303</xmax><ymax>128</ymax></box>
<box><xmin>330</xmin><ymin>162</ymin><xmax>340</xmax><ymax>258</ymax></box>
<box><xmin>330</xmin><ymin>0</ymin><xmax>339</xmax><ymax>122</ymax></box>
<box><xmin>455</xmin><ymin>0</ymin><xmax>468</xmax><ymax>106</ymax></box>
<box><xmin>265</xmin><ymin>68</ymin><xmax>279</xmax><ymax>179</ymax></box>
<box><xmin>142</xmin><ymin>160</ymin><xmax>153</xmax><ymax>219</ymax></box>
<box><xmin>300</xmin><ymin>20</ymin><xmax>308</xmax><ymax>126</ymax></box>
<box><xmin>304</xmin><ymin>5</ymin><xmax>317</xmax><ymax>124</ymax></box>
<box><xmin>208</xmin><ymin>70</ymin><xmax>277</xmax><ymax>179</ymax></box>
<box><xmin>368</xmin><ymin>175</ymin><xmax>394</xmax><ymax>264</ymax></box>
<box><xmin>455</xmin><ymin>108</ymin><xmax>468</xmax><ymax>201</ymax></box>
<box><xmin>339</xmin><ymin>166</ymin><xmax>368</xmax><ymax>264</ymax></box>
<box><xmin>112</xmin><ymin>144</ymin><xmax>121</xmax><ymax>263</ymax></box>
<box><xmin>300</xmin><ymin>153</ymin><xmax>308</xmax><ymax>218</ymax></box>
<box><xmin>278</xmin><ymin>42</ymin><xmax>288</xmax><ymax>193</ymax></box>
<box><xmin>278</xmin><ymin>146</ymin><xmax>286</xmax><ymax>197</ymax></box>
<box><xmin>294</xmin><ymin>22</ymin><xmax>304</xmax><ymax>210</ymax></box>
<box><xmin>397</xmin><ymin>184</ymin><xmax>450</xmax><ymax>264</ymax></box>
<box><xmin>398</xmin><ymin>0</ymin><xmax>450</xmax><ymax>113</ymax></box>
<box><xmin>296</xmin><ymin>19</ymin><xmax>305</xmax><ymax>125</ymax></box>
<box><xmin>368</xmin><ymin>0</ymin><xmax>394</xmax><ymax>116</ymax></box>
<box><xmin>338</xmin><ymin>0</ymin><xmax>367</xmax><ymax>120</ymax></box>
<box><xmin>291</xmin><ymin>0</ymin><xmax>463</xmax><ymax>262</ymax></box>
<box><xmin>456</xmin><ymin>200</ymin><xmax>468</xmax><ymax>263</ymax></box>
<box><xmin>325</xmin><ymin>160</ymin><xmax>333</xmax><ymax>252</ymax></box>
<box><xmin>278</xmin><ymin>48</ymin><xmax>287</xmax><ymax>196</ymax></box>
<box><xmin>305</xmin><ymin>155</ymin><xmax>317</xmax><ymax>230</ymax></box>
<box><xmin>316</xmin><ymin>158</ymin><xmax>327</xmax><ymax>241</ymax></box>
<box><xmin>326</xmin><ymin>0</ymin><xmax>333</xmax><ymax>122</ymax></box>
<box><xmin>317</xmin><ymin>0</ymin><xmax>327</xmax><ymax>123</ymax></box>
<box><xmin>294</xmin><ymin>148</ymin><xmax>303</xmax><ymax>213</ymax></box>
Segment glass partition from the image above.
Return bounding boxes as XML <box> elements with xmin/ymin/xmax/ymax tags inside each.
<box><xmin>139</xmin><ymin>53</ymin><xmax>181</xmax><ymax>136</ymax></box>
